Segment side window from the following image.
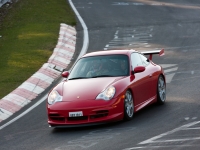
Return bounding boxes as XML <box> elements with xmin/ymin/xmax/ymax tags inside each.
<box><xmin>131</xmin><ymin>53</ymin><xmax>143</xmax><ymax>69</ymax></box>
<box><xmin>139</xmin><ymin>53</ymin><xmax>149</xmax><ymax>66</ymax></box>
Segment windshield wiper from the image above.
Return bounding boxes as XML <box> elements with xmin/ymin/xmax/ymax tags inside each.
<box><xmin>68</xmin><ymin>77</ymin><xmax>88</xmax><ymax>80</ymax></box>
<box><xmin>91</xmin><ymin>75</ymin><xmax>114</xmax><ymax>78</ymax></box>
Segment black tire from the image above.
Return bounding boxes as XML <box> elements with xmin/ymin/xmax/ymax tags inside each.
<box><xmin>157</xmin><ymin>75</ymin><xmax>166</xmax><ymax>105</ymax></box>
<box><xmin>124</xmin><ymin>90</ymin><xmax>134</xmax><ymax>121</ymax></box>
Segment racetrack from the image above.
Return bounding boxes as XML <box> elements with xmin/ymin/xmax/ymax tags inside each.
<box><xmin>1</xmin><ymin>0</ymin><xmax>200</xmax><ymax>149</ymax></box>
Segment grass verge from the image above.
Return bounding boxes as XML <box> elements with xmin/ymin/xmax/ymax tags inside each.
<box><xmin>0</xmin><ymin>0</ymin><xmax>76</xmax><ymax>99</ymax></box>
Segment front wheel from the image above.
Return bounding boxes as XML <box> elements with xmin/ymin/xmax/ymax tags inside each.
<box><xmin>157</xmin><ymin>75</ymin><xmax>166</xmax><ymax>104</ymax></box>
<box><xmin>124</xmin><ymin>90</ymin><xmax>134</xmax><ymax>121</ymax></box>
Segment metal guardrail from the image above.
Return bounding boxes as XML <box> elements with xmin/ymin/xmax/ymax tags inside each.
<box><xmin>0</xmin><ymin>0</ymin><xmax>12</xmax><ymax>7</ymax></box>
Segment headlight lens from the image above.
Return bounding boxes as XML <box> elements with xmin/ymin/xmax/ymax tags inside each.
<box><xmin>96</xmin><ymin>86</ymin><xmax>116</xmax><ymax>100</ymax></box>
<box><xmin>48</xmin><ymin>90</ymin><xmax>62</xmax><ymax>105</ymax></box>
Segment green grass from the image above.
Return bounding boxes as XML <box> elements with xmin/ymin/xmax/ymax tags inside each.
<box><xmin>0</xmin><ymin>0</ymin><xmax>76</xmax><ymax>99</ymax></box>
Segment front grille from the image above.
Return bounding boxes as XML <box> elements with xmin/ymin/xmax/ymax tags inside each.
<box><xmin>49</xmin><ymin>114</ymin><xmax>60</xmax><ymax>117</ymax></box>
<box><xmin>96</xmin><ymin>110</ymin><xmax>108</xmax><ymax>114</ymax></box>
<box><xmin>67</xmin><ymin>116</ymin><xmax>88</xmax><ymax>121</ymax></box>
<box><xmin>90</xmin><ymin>110</ymin><xmax>109</xmax><ymax>119</ymax></box>
<box><xmin>49</xmin><ymin>114</ymin><xmax>65</xmax><ymax>122</ymax></box>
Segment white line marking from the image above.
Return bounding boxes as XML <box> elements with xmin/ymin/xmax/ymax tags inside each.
<box><xmin>108</xmin><ymin>41</ymin><xmax>122</xmax><ymax>44</ymax></box>
<box><xmin>133</xmin><ymin>3</ymin><xmax>144</xmax><ymax>6</ymax></box>
<box><xmin>111</xmin><ymin>39</ymin><xmax>122</xmax><ymax>41</ymax></box>
<box><xmin>166</xmin><ymin>73</ymin><xmax>175</xmax><ymax>83</ymax></box>
<box><xmin>145</xmin><ymin>45</ymin><xmax>151</xmax><ymax>47</ymax></box>
<box><xmin>163</xmin><ymin>44</ymin><xmax>200</xmax><ymax>50</ymax></box>
<box><xmin>69</xmin><ymin>0</ymin><xmax>89</xmax><ymax>60</ymax></box>
<box><xmin>139</xmin><ymin>121</ymin><xmax>200</xmax><ymax>145</ymax></box>
<box><xmin>112</xmin><ymin>2</ymin><xmax>129</xmax><ymax>5</ymax></box>
<box><xmin>151</xmin><ymin>3</ymin><xmax>162</xmax><ymax>6</ymax></box>
<box><xmin>105</xmin><ymin>44</ymin><xmax>109</xmax><ymax>47</ymax></box>
<box><xmin>145</xmin><ymin>137</ymin><xmax>200</xmax><ymax>143</ymax></box>
<box><xmin>164</xmin><ymin>67</ymin><xmax>178</xmax><ymax>73</ymax></box>
<box><xmin>123</xmin><ymin>145</ymin><xmax>193</xmax><ymax>150</ymax></box>
<box><xmin>114</xmin><ymin>36</ymin><xmax>118</xmax><ymax>39</ymax></box>
<box><xmin>183</xmin><ymin>127</ymin><xmax>200</xmax><ymax>130</ymax></box>
<box><xmin>130</xmin><ymin>33</ymin><xmax>150</xmax><ymax>35</ymax></box>
<box><xmin>185</xmin><ymin>117</ymin><xmax>190</xmax><ymax>120</ymax></box>
<box><xmin>160</xmin><ymin>64</ymin><xmax>177</xmax><ymax>68</ymax></box>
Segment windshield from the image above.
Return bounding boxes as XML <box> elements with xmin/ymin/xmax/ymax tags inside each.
<box><xmin>68</xmin><ymin>54</ymin><xmax>129</xmax><ymax>79</ymax></box>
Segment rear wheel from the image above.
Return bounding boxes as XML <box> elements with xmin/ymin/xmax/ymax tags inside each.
<box><xmin>124</xmin><ymin>90</ymin><xmax>134</xmax><ymax>120</ymax></box>
<box><xmin>157</xmin><ymin>75</ymin><xmax>166</xmax><ymax>104</ymax></box>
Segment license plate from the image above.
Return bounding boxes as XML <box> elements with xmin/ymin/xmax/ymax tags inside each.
<box><xmin>69</xmin><ymin>111</ymin><xmax>83</xmax><ymax>117</ymax></box>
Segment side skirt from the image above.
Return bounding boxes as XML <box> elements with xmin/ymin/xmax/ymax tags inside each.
<box><xmin>134</xmin><ymin>95</ymin><xmax>157</xmax><ymax>112</ymax></box>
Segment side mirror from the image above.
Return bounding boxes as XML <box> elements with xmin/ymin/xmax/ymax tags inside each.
<box><xmin>132</xmin><ymin>66</ymin><xmax>145</xmax><ymax>74</ymax></box>
<box><xmin>62</xmin><ymin>71</ymin><xmax>69</xmax><ymax>78</ymax></box>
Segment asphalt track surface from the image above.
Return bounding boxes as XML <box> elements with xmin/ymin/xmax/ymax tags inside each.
<box><xmin>1</xmin><ymin>0</ymin><xmax>200</xmax><ymax>150</ymax></box>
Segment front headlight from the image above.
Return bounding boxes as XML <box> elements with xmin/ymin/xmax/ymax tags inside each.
<box><xmin>96</xmin><ymin>86</ymin><xmax>116</xmax><ymax>101</ymax></box>
<box><xmin>48</xmin><ymin>90</ymin><xmax>62</xmax><ymax>105</ymax></box>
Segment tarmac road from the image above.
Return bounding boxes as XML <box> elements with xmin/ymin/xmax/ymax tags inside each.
<box><xmin>1</xmin><ymin>0</ymin><xmax>200</xmax><ymax>150</ymax></box>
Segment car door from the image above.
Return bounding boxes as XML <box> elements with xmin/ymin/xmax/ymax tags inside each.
<box><xmin>130</xmin><ymin>52</ymin><xmax>150</xmax><ymax>106</ymax></box>
<box><xmin>139</xmin><ymin>53</ymin><xmax>156</xmax><ymax>99</ymax></box>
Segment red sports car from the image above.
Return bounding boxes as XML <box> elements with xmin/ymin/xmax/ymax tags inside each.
<box><xmin>47</xmin><ymin>49</ymin><xmax>166</xmax><ymax>127</ymax></box>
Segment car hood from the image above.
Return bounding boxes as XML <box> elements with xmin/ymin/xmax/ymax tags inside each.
<box><xmin>61</xmin><ymin>77</ymin><xmax>124</xmax><ymax>101</ymax></box>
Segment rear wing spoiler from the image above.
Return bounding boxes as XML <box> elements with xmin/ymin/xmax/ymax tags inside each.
<box><xmin>141</xmin><ymin>49</ymin><xmax>164</xmax><ymax>61</ymax></box>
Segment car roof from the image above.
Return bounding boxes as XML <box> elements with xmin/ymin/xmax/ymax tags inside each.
<box><xmin>82</xmin><ymin>49</ymin><xmax>137</xmax><ymax>58</ymax></box>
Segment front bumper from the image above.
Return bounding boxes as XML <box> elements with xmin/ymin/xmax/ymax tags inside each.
<box><xmin>47</xmin><ymin>96</ymin><xmax>124</xmax><ymax>127</ymax></box>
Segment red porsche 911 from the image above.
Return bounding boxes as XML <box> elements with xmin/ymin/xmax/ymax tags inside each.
<box><xmin>47</xmin><ymin>49</ymin><xmax>166</xmax><ymax>127</ymax></box>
